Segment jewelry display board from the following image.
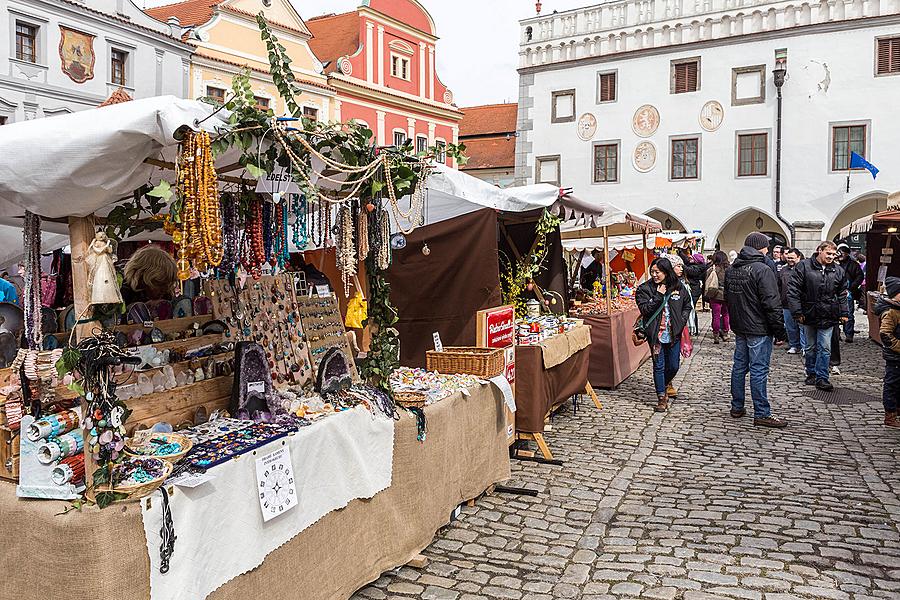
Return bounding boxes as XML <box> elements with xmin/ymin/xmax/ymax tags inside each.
<box><xmin>205</xmin><ymin>275</ymin><xmax>313</xmax><ymax>388</ymax></box>
<box><xmin>296</xmin><ymin>295</ymin><xmax>360</xmax><ymax>382</ymax></box>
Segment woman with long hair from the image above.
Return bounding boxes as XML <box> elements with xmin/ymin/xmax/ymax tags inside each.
<box><xmin>636</xmin><ymin>257</ymin><xmax>695</xmax><ymax>412</ymax></box>
<box><xmin>706</xmin><ymin>251</ymin><xmax>731</xmax><ymax>343</ymax></box>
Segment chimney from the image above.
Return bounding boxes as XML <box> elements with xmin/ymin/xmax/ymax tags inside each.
<box><xmin>167</xmin><ymin>16</ymin><xmax>182</xmax><ymax>39</ymax></box>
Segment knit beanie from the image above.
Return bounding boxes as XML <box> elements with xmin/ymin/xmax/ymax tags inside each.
<box><xmin>744</xmin><ymin>231</ymin><xmax>770</xmax><ymax>250</ymax></box>
<box><xmin>886</xmin><ymin>276</ymin><xmax>900</xmax><ymax>299</ymax></box>
<box><xmin>664</xmin><ymin>253</ymin><xmax>684</xmax><ymax>268</ymax></box>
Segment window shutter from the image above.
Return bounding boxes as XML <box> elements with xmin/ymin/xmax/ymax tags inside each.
<box><xmin>686</xmin><ymin>62</ymin><xmax>698</xmax><ymax>91</ymax></box>
<box><xmin>674</xmin><ymin>64</ymin><xmax>686</xmax><ymax>93</ymax></box>
<box><xmin>600</xmin><ymin>73</ymin><xmax>616</xmax><ymax>101</ymax></box>
<box><xmin>878</xmin><ymin>38</ymin><xmax>900</xmax><ymax>74</ymax></box>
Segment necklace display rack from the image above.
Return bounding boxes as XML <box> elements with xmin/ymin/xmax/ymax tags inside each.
<box><xmin>204</xmin><ymin>275</ymin><xmax>313</xmax><ymax>388</ymax></box>
<box><xmin>296</xmin><ymin>295</ymin><xmax>359</xmax><ymax>382</ymax></box>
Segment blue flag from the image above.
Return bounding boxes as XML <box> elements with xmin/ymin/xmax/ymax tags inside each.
<box><xmin>850</xmin><ymin>152</ymin><xmax>879</xmax><ymax>179</ymax></box>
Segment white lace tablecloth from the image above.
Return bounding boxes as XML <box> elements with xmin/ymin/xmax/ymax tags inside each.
<box><xmin>141</xmin><ymin>406</ymin><xmax>395</xmax><ymax>600</ymax></box>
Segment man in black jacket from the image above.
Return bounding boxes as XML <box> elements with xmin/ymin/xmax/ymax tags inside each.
<box><xmin>724</xmin><ymin>232</ymin><xmax>788</xmax><ymax>428</ymax></box>
<box><xmin>787</xmin><ymin>241</ymin><xmax>849</xmax><ymax>391</ymax></box>
<box><xmin>837</xmin><ymin>243</ymin><xmax>863</xmax><ymax>343</ymax></box>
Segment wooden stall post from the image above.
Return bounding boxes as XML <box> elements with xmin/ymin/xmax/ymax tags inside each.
<box><xmin>68</xmin><ymin>215</ymin><xmax>97</xmax><ymax>499</ymax></box>
<box><xmin>603</xmin><ymin>226</ymin><xmax>611</xmax><ymax>314</ymax></box>
<box><xmin>642</xmin><ymin>230</ymin><xmax>650</xmax><ymax>284</ymax></box>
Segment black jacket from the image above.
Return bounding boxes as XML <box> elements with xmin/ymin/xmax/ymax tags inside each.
<box><xmin>787</xmin><ymin>257</ymin><xmax>849</xmax><ymax>328</ymax></box>
<box><xmin>635</xmin><ymin>280</ymin><xmax>693</xmax><ymax>347</ymax></box>
<box><xmin>839</xmin><ymin>256</ymin><xmax>864</xmax><ymax>299</ymax></box>
<box><xmin>778</xmin><ymin>263</ymin><xmax>798</xmax><ymax>309</ymax></box>
<box><xmin>875</xmin><ymin>296</ymin><xmax>900</xmax><ymax>363</ymax></box>
<box><xmin>724</xmin><ymin>246</ymin><xmax>786</xmax><ymax>339</ymax></box>
<box><xmin>682</xmin><ymin>262</ymin><xmax>707</xmax><ymax>307</ymax></box>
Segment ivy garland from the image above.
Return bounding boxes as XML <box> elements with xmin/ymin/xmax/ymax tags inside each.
<box><xmin>500</xmin><ymin>209</ymin><xmax>561</xmax><ymax>317</ymax></box>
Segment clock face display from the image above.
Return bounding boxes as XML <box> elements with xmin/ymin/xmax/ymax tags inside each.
<box><xmin>255</xmin><ymin>447</ymin><xmax>298</xmax><ymax>521</ymax></box>
<box><xmin>700</xmin><ymin>101</ymin><xmax>724</xmax><ymax>131</ymax></box>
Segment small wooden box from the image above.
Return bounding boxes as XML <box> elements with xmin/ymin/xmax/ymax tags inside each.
<box><xmin>0</xmin><ymin>426</ymin><xmax>20</xmax><ymax>481</ymax></box>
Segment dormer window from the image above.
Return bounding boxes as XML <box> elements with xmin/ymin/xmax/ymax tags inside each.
<box><xmin>391</xmin><ymin>55</ymin><xmax>410</xmax><ymax>81</ymax></box>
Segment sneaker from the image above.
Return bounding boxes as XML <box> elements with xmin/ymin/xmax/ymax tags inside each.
<box><xmin>831</xmin><ymin>366</ymin><xmax>841</xmax><ymax>376</ymax></box>
<box><xmin>804</xmin><ymin>375</ymin><xmax>817</xmax><ymax>385</ymax></box>
<box><xmin>816</xmin><ymin>379</ymin><xmax>834</xmax><ymax>392</ymax></box>
<box><xmin>666</xmin><ymin>384</ymin><xmax>678</xmax><ymax>398</ymax></box>
<box><xmin>787</xmin><ymin>347</ymin><xmax>798</xmax><ymax>354</ymax></box>
<box><xmin>754</xmin><ymin>415</ymin><xmax>788</xmax><ymax>428</ymax></box>
<box><xmin>730</xmin><ymin>408</ymin><xmax>746</xmax><ymax>418</ymax></box>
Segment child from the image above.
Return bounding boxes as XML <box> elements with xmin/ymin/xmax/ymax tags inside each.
<box><xmin>876</xmin><ymin>277</ymin><xmax>900</xmax><ymax>427</ymax></box>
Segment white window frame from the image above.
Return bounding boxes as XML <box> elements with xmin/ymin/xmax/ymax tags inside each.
<box><xmin>434</xmin><ymin>138</ymin><xmax>447</xmax><ymax>163</ymax></box>
<box><xmin>9</xmin><ymin>11</ymin><xmax>47</xmax><ymax>67</ymax></box>
<box><xmin>390</xmin><ymin>53</ymin><xmax>411</xmax><ymax>81</ymax></box>
<box><xmin>302</xmin><ymin>105</ymin><xmax>319</xmax><ymax>121</ymax></box>
<box><xmin>416</xmin><ymin>134</ymin><xmax>428</xmax><ymax>154</ymax></box>
<box><xmin>392</xmin><ymin>129</ymin><xmax>407</xmax><ymax>147</ymax></box>
<box><xmin>535</xmin><ymin>155</ymin><xmax>561</xmax><ymax>186</ymax></box>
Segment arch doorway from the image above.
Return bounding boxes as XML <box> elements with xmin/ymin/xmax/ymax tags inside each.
<box><xmin>826</xmin><ymin>191</ymin><xmax>889</xmax><ymax>242</ymax></box>
<box><xmin>645</xmin><ymin>208</ymin><xmax>687</xmax><ymax>232</ymax></box>
<box><xmin>714</xmin><ymin>209</ymin><xmax>789</xmax><ymax>253</ymax></box>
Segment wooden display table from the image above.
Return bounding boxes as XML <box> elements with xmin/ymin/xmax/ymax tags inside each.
<box><xmin>0</xmin><ymin>385</ymin><xmax>510</xmax><ymax>600</ymax></box>
<box><xmin>581</xmin><ymin>305</ymin><xmax>650</xmax><ymax>389</ymax></box>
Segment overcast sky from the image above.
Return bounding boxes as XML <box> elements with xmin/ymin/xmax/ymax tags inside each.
<box><xmin>140</xmin><ymin>0</ymin><xmax>594</xmax><ymax>107</ymax></box>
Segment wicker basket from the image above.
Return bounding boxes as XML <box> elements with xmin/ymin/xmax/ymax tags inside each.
<box><xmin>101</xmin><ymin>457</ymin><xmax>173</xmax><ymax>500</ymax></box>
<box><xmin>393</xmin><ymin>391</ymin><xmax>427</xmax><ymax>409</ymax></box>
<box><xmin>124</xmin><ymin>431</ymin><xmax>193</xmax><ymax>464</ymax></box>
<box><xmin>426</xmin><ymin>347</ymin><xmax>504</xmax><ymax>378</ymax></box>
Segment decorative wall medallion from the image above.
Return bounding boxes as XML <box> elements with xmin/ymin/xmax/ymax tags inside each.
<box><xmin>58</xmin><ymin>26</ymin><xmax>95</xmax><ymax>84</ymax></box>
<box><xmin>632</xmin><ymin>104</ymin><xmax>660</xmax><ymax>138</ymax></box>
<box><xmin>633</xmin><ymin>141</ymin><xmax>657</xmax><ymax>172</ymax></box>
<box><xmin>443</xmin><ymin>90</ymin><xmax>454</xmax><ymax>104</ymax></box>
<box><xmin>338</xmin><ymin>57</ymin><xmax>352</xmax><ymax>76</ymax></box>
<box><xmin>699</xmin><ymin>100</ymin><xmax>725</xmax><ymax>131</ymax></box>
<box><xmin>576</xmin><ymin>113</ymin><xmax>597</xmax><ymax>141</ymax></box>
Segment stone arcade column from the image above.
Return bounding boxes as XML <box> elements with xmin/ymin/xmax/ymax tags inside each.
<box><xmin>793</xmin><ymin>221</ymin><xmax>825</xmax><ymax>257</ymax></box>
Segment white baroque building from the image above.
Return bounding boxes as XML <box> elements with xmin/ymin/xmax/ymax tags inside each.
<box><xmin>0</xmin><ymin>0</ymin><xmax>192</xmax><ymax>122</ymax></box>
<box><xmin>516</xmin><ymin>0</ymin><xmax>900</xmax><ymax>253</ymax></box>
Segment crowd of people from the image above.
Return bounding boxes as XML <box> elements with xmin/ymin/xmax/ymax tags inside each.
<box><xmin>635</xmin><ymin>231</ymin><xmax>894</xmax><ymax>429</ymax></box>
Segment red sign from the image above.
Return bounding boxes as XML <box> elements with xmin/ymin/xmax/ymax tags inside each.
<box><xmin>485</xmin><ymin>306</ymin><xmax>515</xmax><ymax>349</ymax></box>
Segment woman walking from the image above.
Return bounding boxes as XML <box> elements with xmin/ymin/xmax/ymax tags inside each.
<box><xmin>705</xmin><ymin>251</ymin><xmax>731</xmax><ymax>343</ymax></box>
<box><xmin>636</xmin><ymin>257</ymin><xmax>694</xmax><ymax>412</ymax></box>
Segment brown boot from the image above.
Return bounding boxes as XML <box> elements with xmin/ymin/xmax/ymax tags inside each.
<box><xmin>885</xmin><ymin>412</ymin><xmax>900</xmax><ymax>428</ymax></box>
<box><xmin>666</xmin><ymin>383</ymin><xmax>678</xmax><ymax>398</ymax></box>
<box><xmin>655</xmin><ymin>394</ymin><xmax>668</xmax><ymax>412</ymax></box>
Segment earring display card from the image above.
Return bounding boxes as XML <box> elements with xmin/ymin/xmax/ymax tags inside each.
<box><xmin>205</xmin><ymin>275</ymin><xmax>313</xmax><ymax>388</ymax></box>
<box><xmin>297</xmin><ymin>295</ymin><xmax>360</xmax><ymax>382</ymax></box>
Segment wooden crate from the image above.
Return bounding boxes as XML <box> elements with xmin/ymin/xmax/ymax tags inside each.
<box><xmin>0</xmin><ymin>426</ymin><xmax>20</xmax><ymax>482</ymax></box>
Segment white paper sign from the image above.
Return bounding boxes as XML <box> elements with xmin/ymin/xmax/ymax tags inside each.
<box><xmin>315</xmin><ymin>285</ymin><xmax>330</xmax><ymax>297</ymax></box>
<box><xmin>255</xmin><ymin>166</ymin><xmax>300</xmax><ymax>195</ymax></box>
<box><xmin>255</xmin><ymin>447</ymin><xmax>297</xmax><ymax>522</ymax></box>
<box><xmin>247</xmin><ymin>381</ymin><xmax>265</xmax><ymax>394</ymax></box>
<box><xmin>489</xmin><ymin>375</ymin><xmax>516</xmax><ymax>413</ymax></box>
<box><xmin>879</xmin><ymin>265</ymin><xmax>888</xmax><ymax>283</ymax></box>
<box><xmin>169</xmin><ymin>472</ymin><xmax>215</xmax><ymax>488</ymax></box>
<box><xmin>432</xmin><ymin>332</ymin><xmax>443</xmax><ymax>353</ymax></box>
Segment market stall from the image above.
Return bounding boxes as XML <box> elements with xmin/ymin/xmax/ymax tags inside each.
<box><xmin>559</xmin><ymin>199</ymin><xmax>662</xmax><ymax>389</ymax></box>
<box><xmin>840</xmin><ymin>204</ymin><xmax>900</xmax><ymax>343</ymax></box>
<box><xmin>0</xmin><ymin>34</ymin><xmax>513</xmax><ymax>600</ymax></box>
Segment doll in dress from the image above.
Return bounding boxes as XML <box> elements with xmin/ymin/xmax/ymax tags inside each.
<box><xmin>86</xmin><ymin>232</ymin><xmax>123</xmax><ymax>305</ymax></box>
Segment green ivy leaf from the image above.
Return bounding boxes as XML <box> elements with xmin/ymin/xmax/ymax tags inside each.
<box><xmin>146</xmin><ymin>180</ymin><xmax>173</xmax><ymax>201</ymax></box>
<box><xmin>245</xmin><ymin>163</ymin><xmax>265</xmax><ymax>178</ymax></box>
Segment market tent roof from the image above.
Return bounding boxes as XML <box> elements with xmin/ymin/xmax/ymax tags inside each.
<box><xmin>562</xmin><ymin>234</ymin><xmax>655</xmax><ymax>253</ymax></box>
<box><xmin>556</xmin><ymin>194</ymin><xmax>662</xmax><ymax>236</ymax></box>
<box><xmin>0</xmin><ymin>95</ymin><xmax>229</xmax><ymax>219</ymax></box>
<box><xmin>839</xmin><ymin>210</ymin><xmax>900</xmax><ymax>238</ymax></box>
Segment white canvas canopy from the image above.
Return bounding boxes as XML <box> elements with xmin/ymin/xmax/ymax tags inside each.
<box><xmin>562</xmin><ymin>234</ymin><xmax>654</xmax><ymax>253</ymax></box>
<box><xmin>0</xmin><ymin>95</ymin><xmax>228</xmax><ymax>218</ymax></box>
<box><xmin>557</xmin><ymin>194</ymin><xmax>662</xmax><ymax>236</ymax></box>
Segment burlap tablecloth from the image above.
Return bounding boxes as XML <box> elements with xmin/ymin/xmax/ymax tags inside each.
<box><xmin>0</xmin><ymin>384</ymin><xmax>510</xmax><ymax>600</ymax></box>
<box><xmin>534</xmin><ymin>323</ymin><xmax>592</xmax><ymax>369</ymax></box>
<box><xmin>583</xmin><ymin>306</ymin><xmax>650</xmax><ymax>389</ymax></box>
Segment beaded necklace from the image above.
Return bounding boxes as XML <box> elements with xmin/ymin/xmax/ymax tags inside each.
<box><xmin>290</xmin><ymin>194</ymin><xmax>308</xmax><ymax>250</ymax></box>
<box><xmin>243</xmin><ymin>197</ymin><xmax>266</xmax><ymax>278</ymax></box>
<box><xmin>262</xmin><ymin>200</ymin><xmax>273</xmax><ymax>262</ymax></box>
<box><xmin>177</xmin><ymin>131</ymin><xmax>223</xmax><ymax>272</ymax></box>
<box><xmin>22</xmin><ymin>211</ymin><xmax>42</xmax><ymax>350</ymax></box>
<box><xmin>273</xmin><ymin>200</ymin><xmax>289</xmax><ymax>270</ymax></box>
<box><xmin>220</xmin><ymin>193</ymin><xmax>241</xmax><ymax>274</ymax></box>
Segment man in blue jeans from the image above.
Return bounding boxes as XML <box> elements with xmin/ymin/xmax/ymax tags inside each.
<box><xmin>778</xmin><ymin>248</ymin><xmax>806</xmax><ymax>354</ymax></box>
<box><xmin>837</xmin><ymin>243</ymin><xmax>863</xmax><ymax>343</ymax></box>
<box><xmin>787</xmin><ymin>241</ymin><xmax>849</xmax><ymax>391</ymax></box>
<box><xmin>724</xmin><ymin>232</ymin><xmax>788</xmax><ymax>428</ymax></box>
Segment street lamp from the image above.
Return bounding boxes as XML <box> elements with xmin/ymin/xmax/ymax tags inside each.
<box><xmin>772</xmin><ymin>49</ymin><xmax>794</xmax><ymax>245</ymax></box>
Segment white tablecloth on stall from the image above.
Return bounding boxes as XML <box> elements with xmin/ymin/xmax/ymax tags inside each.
<box><xmin>141</xmin><ymin>406</ymin><xmax>395</xmax><ymax>600</ymax></box>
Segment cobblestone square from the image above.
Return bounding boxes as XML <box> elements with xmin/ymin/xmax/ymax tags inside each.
<box><xmin>354</xmin><ymin>315</ymin><xmax>900</xmax><ymax>600</ymax></box>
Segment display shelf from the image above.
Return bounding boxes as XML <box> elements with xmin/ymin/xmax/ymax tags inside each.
<box><xmin>126</xmin><ymin>375</ymin><xmax>233</xmax><ymax>432</ymax></box>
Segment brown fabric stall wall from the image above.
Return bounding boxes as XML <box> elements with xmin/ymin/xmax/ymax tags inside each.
<box><xmin>386</xmin><ymin>208</ymin><xmax>503</xmax><ymax>368</ymax></box>
<box><xmin>497</xmin><ymin>212</ymin><xmax>569</xmax><ymax>315</ymax></box>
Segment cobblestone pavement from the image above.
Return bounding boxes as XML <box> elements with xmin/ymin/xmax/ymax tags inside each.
<box><xmin>353</xmin><ymin>313</ymin><xmax>900</xmax><ymax>600</ymax></box>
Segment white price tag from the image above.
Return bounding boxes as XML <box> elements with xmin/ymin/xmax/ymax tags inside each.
<box><xmin>432</xmin><ymin>332</ymin><xmax>443</xmax><ymax>353</ymax></box>
<box><xmin>315</xmin><ymin>285</ymin><xmax>330</xmax><ymax>297</ymax></box>
<box><xmin>247</xmin><ymin>381</ymin><xmax>265</xmax><ymax>394</ymax></box>
<box><xmin>169</xmin><ymin>472</ymin><xmax>215</xmax><ymax>488</ymax></box>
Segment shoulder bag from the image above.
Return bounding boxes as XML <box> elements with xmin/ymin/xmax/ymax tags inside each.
<box><xmin>632</xmin><ymin>291</ymin><xmax>671</xmax><ymax>346</ymax></box>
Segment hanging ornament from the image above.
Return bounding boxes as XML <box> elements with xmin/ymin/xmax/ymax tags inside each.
<box><xmin>390</xmin><ymin>233</ymin><xmax>407</xmax><ymax>250</ymax></box>
<box><xmin>177</xmin><ymin>131</ymin><xmax>223</xmax><ymax>270</ymax></box>
<box><xmin>22</xmin><ymin>212</ymin><xmax>42</xmax><ymax>351</ymax></box>
<box><xmin>421</xmin><ymin>242</ymin><xmax>431</xmax><ymax>256</ymax></box>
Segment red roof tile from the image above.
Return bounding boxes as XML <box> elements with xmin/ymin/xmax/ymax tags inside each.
<box><xmin>98</xmin><ymin>87</ymin><xmax>133</xmax><ymax>107</ymax></box>
<box><xmin>459</xmin><ymin>103</ymin><xmax>518</xmax><ymax>137</ymax></box>
<box><xmin>146</xmin><ymin>0</ymin><xmax>221</xmax><ymax>28</ymax></box>
<box><xmin>460</xmin><ymin>136</ymin><xmax>516</xmax><ymax>171</ymax></box>
<box><xmin>306</xmin><ymin>11</ymin><xmax>360</xmax><ymax>68</ymax></box>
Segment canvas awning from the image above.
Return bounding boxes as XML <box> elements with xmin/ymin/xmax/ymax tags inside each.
<box><xmin>554</xmin><ymin>194</ymin><xmax>662</xmax><ymax>235</ymax></box>
<box><xmin>562</xmin><ymin>234</ymin><xmax>655</xmax><ymax>253</ymax></box>
<box><xmin>839</xmin><ymin>210</ymin><xmax>900</xmax><ymax>238</ymax></box>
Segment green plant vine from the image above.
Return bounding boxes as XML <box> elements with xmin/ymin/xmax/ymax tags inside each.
<box><xmin>361</xmin><ymin>256</ymin><xmax>400</xmax><ymax>396</ymax></box>
<box><xmin>500</xmin><ymin>209</ymin><xmax>561</xmax><ymax>317</ymax></box>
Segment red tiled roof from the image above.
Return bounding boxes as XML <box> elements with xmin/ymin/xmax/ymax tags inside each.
<box><xmin>460</xmin><ymin>136</ymin><xmax>516</xmax><ymax>171</ymax></box>
<box><xmin>58</xmin><ymin>0</ymin><xmax>189</xmax><ymax>45</ymax></box>
<box><xmin>306</xmin><ymin>11</ymin><xmax>360</xmax><ymax>68</ymax></box>
<box><xmin>98</xmin><ymin>88</ymin><xmax>133</xmax><ymax>107</ymax></box>
<box><xmin>459</xmin><ymin>103</ymin><xmax>518</xmax><ymax>137</ymax></box>
<box><xmin>145</xmin><ymin>0</ymin><xmax>221</xmax><ymax>28</ymax></box>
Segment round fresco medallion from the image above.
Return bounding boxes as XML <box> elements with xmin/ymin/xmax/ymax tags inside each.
<box><xmin>632</xmin><ymin>104</ymin><xmax>660</xmax><ymax>138</ymax></box>
<box><xmin>576</xmin><ymin>113</ymin><xmax>597</xmax><ymax>141</ymax></box>
<box><xmin>338</xmin><ymin>57</ymin><xmax>352</xmax><ymax>76</ymax></box>
<box><xmin>443</xmin><ymin>90</ymin><xmax>454</xmax><ymax>104</ymax></box>
<box><xmin>633</xmin><ymin>141</ymin><xmax>657</xmax><ymax>173</ymax></box>
<box><xmin>699</xmin><ymin>100</ymin><xmax>725</xmax><ymax>131</ymax></box>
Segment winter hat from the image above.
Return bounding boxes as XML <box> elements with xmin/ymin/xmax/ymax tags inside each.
<box><xmin>664</xmin><ymin>253</ymin><xmax>684</xmax><ymax>268</ymax></box>
<box><xmin>837</xmin><ymin>242</ymin><xmax>851</xmax><ymax>253</ymax></box>
<box><xmin>744</xmin><ymin>231</ymin><xmax>770</xmax><ymax>250</ymax></box>
<box><xmin>886</xmin><ymin>276</ymin><xmax>900</xmax><ymax>299</ymax></box>
<box><xmin>692</xmin><ymin>253</ymin><xmax>706</xmax><ymax>263</ymax></box>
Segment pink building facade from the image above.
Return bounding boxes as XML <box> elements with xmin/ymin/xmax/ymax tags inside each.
<box><xmin>307</xmin><ymin>0</ymin><xmax>461</xmax><ymax>167</ymax></box>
